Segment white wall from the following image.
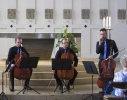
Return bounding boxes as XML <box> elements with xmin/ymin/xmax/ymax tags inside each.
<box><xmin>0</xmin><ymin>0</ymin><xmax>127</xmax><ymax>59</ymax></box>
<box><xmin>0</xmin><ymin>38</ymin><xmax>14</xmax><ymax>59</ymax></box>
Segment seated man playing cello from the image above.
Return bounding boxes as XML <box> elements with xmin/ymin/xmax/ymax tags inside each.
<box><xmin>5</xmin><ymin>37</ymin><xmax>32</xmax><ymax>91</ymax></box>
<box><xmin>54</xmin><ymin>38</ymin><xmax>78</xmax><ymax>91</ymax></box>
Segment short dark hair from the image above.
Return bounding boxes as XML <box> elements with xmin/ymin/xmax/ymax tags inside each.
<box><xmin>61</xmin><ymin>38</ymin><xmax>68</xmax><ymax>43</ymax></box>
<box><xmin>15</xmin><ymin>37</ymin><xmax>22</xmax><ymax>41</ymax></box>
<box><xmin>100</xmin><ymin>28</ymin><xmax>107</xmax><ymax>33</ymax></box>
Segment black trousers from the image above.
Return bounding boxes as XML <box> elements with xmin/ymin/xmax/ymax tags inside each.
<box><xmin>10</xmin><ymin>68</ymin><xmax>33</xmax><ymax>88</ymax></box>
<box><xmin>98</xmin><ymin>59</ymin><xmax>103</xmax><ymax>75</ymax></box>
<box><xmin>54</xmin><ymin>69</ymin><xmax>78</xmax><ymax>86</ymax></box>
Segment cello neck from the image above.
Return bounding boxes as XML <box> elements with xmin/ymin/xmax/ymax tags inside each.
<box><xmin>105</xmin><ymin>48</ymin><xmax>125</xmax><ymax>60</ymax></box>
<box><xmin>66</xmin><ymin>48</ymin><xmax>70</xmax><ymax>59</ymax></box>
<box><xmin>66</xmin><ymin>41</ymin><xmax>71</xmax><ymax>59</ymax></box>
<box><xmin>109</xmin><ymin>41</ymin><xmax>114</xmax><ymax>56</ymax></box>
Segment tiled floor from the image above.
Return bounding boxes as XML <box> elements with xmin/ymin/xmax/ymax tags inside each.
<box><xmin>0</xmin><ymin>84</ymin><xmax>102</xmax><ymax>100</ymax></box>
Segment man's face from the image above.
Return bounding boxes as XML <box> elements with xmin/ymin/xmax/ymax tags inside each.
<box><xmin>100</xmin><ymin>31</ymin><xmax>107</xmax><ymax>40</ymax></box>
<box><xmin>62</xmin><ymin>39</ymin><xmax>69</xmax><ymax>49</ymax></box>
<box><xmin>15</xmin><ymin>39</ymin><xmax>22</xmax><ymax>47</ymax></box>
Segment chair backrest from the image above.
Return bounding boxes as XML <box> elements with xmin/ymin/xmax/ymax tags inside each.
<box><xmin>123</xmin><ymin>90</ymin><xmax>127</xmax><ymax>95</ymax></box>
<box><xmin>109</xmin><ymin>82</ymin><xmax>127</xmax><ymax>98</ymax></box>
<box><xmin>109</xmin><ymin>82</ymin><xmax>127</xmax><ymax>89</ymax></box>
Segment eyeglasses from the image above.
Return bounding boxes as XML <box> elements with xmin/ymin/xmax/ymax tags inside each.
<box><xmin>16</xmin><ymin>42</ymin><xmax>22</xmax><ymax>43</ymax></box>
<box><xmin>62</xmin><ymin>42</ymin><xmax>69</xmax><ymax>44</ymax></box>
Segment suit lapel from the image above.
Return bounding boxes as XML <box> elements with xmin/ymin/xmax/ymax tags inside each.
<box><xmin>106</xmin><ymin>39</ymin><xmax>109</xmax><ymax>50</ymax></box>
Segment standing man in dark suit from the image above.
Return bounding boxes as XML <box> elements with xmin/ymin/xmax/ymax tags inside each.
<box><xmin>96</xmin><ymin>28</ymin><xmax>118</xmax><ymax>75</ymax></box>
<box><xmin>6</xmin><ymin>37</ymin><xmax>32</xmax><ymax>91</ymax></box>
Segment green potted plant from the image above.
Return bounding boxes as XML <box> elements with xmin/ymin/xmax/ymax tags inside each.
<box><xmin>56</xmin><ymin>26</ymin><xmax>79</xmax><ymax>53</ymax></box>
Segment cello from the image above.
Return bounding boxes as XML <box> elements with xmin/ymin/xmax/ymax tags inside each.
<box><xmin>5</xmin><ymin>48</ymin><xmax>31</xmax><ymax>80</ymax></box>
<box><xmin>57</xmin><ymin>41</ymin><xmax>74</xmax><ymax>80</ymax></box>
<box><xmin>14</xmin><ymin>49</ymin><xmax>31</xmax><ymax>80</ymax></box>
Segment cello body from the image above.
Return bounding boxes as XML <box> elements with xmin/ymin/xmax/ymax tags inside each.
<box><xmin>97</xmin><ymin>59</ymin><xmax>116</xmax><ymax>88</ymax></box>
<box><xmin>101</xmin><ymin>59</ymin><xmax>116</xmax><ymax>78</ymax></box>
<box><xmin>97</xmin><ymin>78</ymin><xmax>107</xmax><ymax>88</ymax></box>
<box><xmin>57</xmin><ymin>53</ymin><xmax>74</xmax><ymax>80</ymax></box>
<box><xmin>14</xmin><ymin>52</ymin><xmax>31</xmax><ymax>80</ymax></box>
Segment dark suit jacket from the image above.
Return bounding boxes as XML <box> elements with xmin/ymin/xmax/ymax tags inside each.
<box><xmin>7</xmin><ymin>46</ymin><xmax>29</xmax><ymax>63</ymax></box>
<box><xmin>96</xmin><ymin>39</ymin><xmax>118</xmax><ymax>60</ymax></box>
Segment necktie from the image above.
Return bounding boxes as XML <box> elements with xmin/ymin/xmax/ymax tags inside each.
<box><xmin>103</xmin><ymin>41</ymin><xmax>107</xmax><ymax>59</ymax></box>
<box><xmin>17</xmin><ymin>47</ymin><xmax>20</xmax><ymax>53</ymax></box>
<box><xmin>64</xmin><ymin>49</ymin><xmax>66</xmax><ymax>53</ymax></box>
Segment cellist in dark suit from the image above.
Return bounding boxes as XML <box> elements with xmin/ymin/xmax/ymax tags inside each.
<box><xmin>54</xmin><ymin>38</ymin><xmax>78</xmax><ymax>92</ymax></box>
<box><xmin>96</xmin><ymin>28</ymin><xmax>119</xmax><ymax>75</ymax></box>
<box><xmin>6</xmin><ymin>37</ymin><xmax>33</xmax><ymax>91</ymax></box>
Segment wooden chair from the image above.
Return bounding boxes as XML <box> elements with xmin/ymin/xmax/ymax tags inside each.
<box><xmin>104</xmin><ymin>82</ymin><xmax>127</xmax><ymax>100</ymax></box>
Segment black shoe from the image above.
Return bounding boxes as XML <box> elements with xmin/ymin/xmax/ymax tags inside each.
<box><xmin>24</xmin><ymin>86</ymin><xmax>32</xmax><ymax>90</ymax></box>
<box><xmin>67</xmin><ymin>85</ymin><xmax>70</xmax><ymax>91</ymax></box>
<box><xmin>59</xmin><ymin>85</ymin><xmax>63</xmax><ymax>93</ymax></box>
<box><xmin>10</xmin><ymin>87</ymin><xmax>14</xmax><ymax>92</ymax></box>
<box><xmin>27</xmin><ymin>86</ymin><xmax>32</xmax><ymax>90</ymax></box>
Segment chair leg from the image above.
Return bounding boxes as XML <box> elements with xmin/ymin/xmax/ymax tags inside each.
<box><xmin>54</xmin><ymin>80</ymin><xmax>56</xmax><ymax>87</ymax></box>
<box><xmin>72</xmin><ymin>84</ymin><xmax>74</xmax><ymax>89</ymax></box>
<box><xmin>20</xmin><ymin>80</ymin><xmax>23</xmax><ymax>87</ymax></box>
<box><xmin>5</xmin><ymin>60</ymin><xmax>8</xmax><ymax>87</ymax></box>
<box><xmin>5</xmin><ymin>72</ymin><xmax>7</xmax><ymax>87</ymax></box>
<box><xmin>8</xmin><ymin>72</ymin><xmax>10</xmax><ymax>89</ymax></box>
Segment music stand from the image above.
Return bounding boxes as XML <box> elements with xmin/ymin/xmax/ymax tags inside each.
<box><xmin>17</xmin><ymin>57</ymin><xmax>40</xmax><ymax>95</ymax></box>
<box><xmin>82</xmin><ymin>61</ymin><xmax>99</xmax><ymax>100</ymax></box>
<box><xmin>52</xmin><ymin>58</ymin><xmax>72</xmax><ymax>93</ymax></box>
